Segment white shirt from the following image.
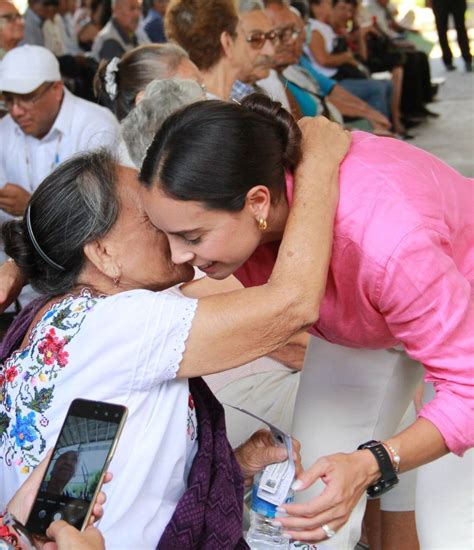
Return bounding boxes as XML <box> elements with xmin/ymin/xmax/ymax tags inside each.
<box><xmin>304</xmin><ymin>19</ymin><xmax>338</xmax><ymax>77</ymax></box>
<box><xmin>0</xmin><ymin>88</ymin><xmax>120</xmax><ymax>259</ymax></box>
<box><xmin>257</xmin><ymin>69</ymin><xmax>291</xmax><ymax>111</ymax></box>
<box><xmin>43</xmin><ymin>15</ymin><xmax>65</xmax><ymax>57</ymax></box>
<box><xmin>1</xmin><ymin>289</ymin><xmax>199</xmax><ymax>549</ymax></box>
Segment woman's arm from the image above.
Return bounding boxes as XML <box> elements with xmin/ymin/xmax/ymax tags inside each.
<box><xmin>277</xmin><ymin>226</ymin><xmax>471</xmax><ymax>542</ymax></box>
<box><xmin>309</xmin><ymin>31</ymin><xmax>357</xmax><ymax>68</ymax></box>
<box><xmin>182</xmin><ymin>275</ymin><xmax>309</xmax><ymax>370</ymax></box>
<box><xmin>177</xmin><ymin>118</ymin><xmax>351</xmax><ymax>378</ymax></box>
<box><xmin>277</xmin><ymin>418</ymin><xmax>447</xmax><ymax>542</ymax></box>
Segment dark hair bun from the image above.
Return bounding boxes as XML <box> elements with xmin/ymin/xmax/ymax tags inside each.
<box><xmin>2</xmin><ymin>219</ymin><xmax>38</xmax><ymax>281</ymax></box>
<box><xmin>241</xmin><ymin>93</ymin><xmax>302</xmax><ymax>170</ymax></box>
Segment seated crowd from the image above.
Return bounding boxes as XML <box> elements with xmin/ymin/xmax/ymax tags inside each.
<box><xmin>0</xmin><ymin>1</ymin><xmax>473</xmax><ymax>550</ymax></box>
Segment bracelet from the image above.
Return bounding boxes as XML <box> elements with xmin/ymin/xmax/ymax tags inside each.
<box><xmin>383</xmin><ymin>442</ymin><xmax>401</xmax><ymax>472</ymax></box>
<box><xmin>1</xmin><ymin>512</ymin><xmax>35</xmax><ymax>550</ymax></box>
<box><xmin>0</xmin><ymin>514</ymin><xmax>20</xmax><ymax>550</ymax></box>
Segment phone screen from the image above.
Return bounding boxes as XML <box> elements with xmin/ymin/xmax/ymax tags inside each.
<box><xmin>25</xmin><ymin>399</ymin><xmax>126</xmax><ymax>536</ymax></box>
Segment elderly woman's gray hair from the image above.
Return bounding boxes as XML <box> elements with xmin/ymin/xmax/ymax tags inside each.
<box><xmin>238</xmin><ymin>0</ymin><xmax>265</xmax><ymax>12</ymax></box>
<box><xmin>120</xmin><ymin>78</ymin><xmax>205</xmax><ymax>168</ymax></box>
<box><xmin>2</xmin><ymin>150</ymin><xmax>119</xmax><ymax>296</ymax></box>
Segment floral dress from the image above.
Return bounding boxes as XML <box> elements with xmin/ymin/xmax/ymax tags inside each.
<box><xmin>0</xmin><ymin>291</ymin><xmax>102</xmax><ymax>474</ymax></box>
<box><xmin>1</xmin><ymin>289</ymin><xmax>198</xmax><ymax>479</ymax></box>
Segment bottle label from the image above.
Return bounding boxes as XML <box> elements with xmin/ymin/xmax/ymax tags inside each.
<box><xmin>257</xmin><ymin>458</ymin><xmax>295</xmax><ymax>506</ymax></box>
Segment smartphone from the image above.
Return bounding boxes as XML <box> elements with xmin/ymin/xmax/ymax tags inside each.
<box><xmin>25</xmin><ymin>398</ymin><xmax>127</xmax><ymax>538</ymax></box>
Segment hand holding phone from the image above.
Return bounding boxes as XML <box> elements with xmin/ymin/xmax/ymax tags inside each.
<box><xmin>23</xmin><ymin>399</ymin><xmax>127</xmax><ymax>540</ymax></box>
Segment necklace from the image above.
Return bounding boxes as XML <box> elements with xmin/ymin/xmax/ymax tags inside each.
<box><xmin>24</xmin><ymin>132</ymin><xmax>63</xmax><ymax>192</ymax></box>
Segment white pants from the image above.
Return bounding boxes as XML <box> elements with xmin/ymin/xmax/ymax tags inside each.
<box><xmin>415</xmin><ymin>383</ymin><xmax>474</xmax><ymax>550</ymax></box>
<box><xmin>292</xmin><ymin>337</ymin><xmax>425</xmax><ymax>549</ymax></box>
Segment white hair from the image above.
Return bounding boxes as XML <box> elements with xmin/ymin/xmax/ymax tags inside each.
<box><xmin>120</xmin><ymin>78</ymin><xmax>205</xmax><ymax>168</ymax></box>
<box><xmin>238</xmin><ymin>0</ymin><xmax>265</xmax><ymax>13</ymax></box>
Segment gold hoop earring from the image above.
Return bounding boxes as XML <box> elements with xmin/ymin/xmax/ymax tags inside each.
<box><xmin>257</xmin><ymin>217</ymin><xmax>267</xmax><ymax>231</ymax></box>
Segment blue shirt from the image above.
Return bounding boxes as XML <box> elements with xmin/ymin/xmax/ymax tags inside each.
<box><xmin>143</xmin><ymin>8</ymin><xmax>166</xmax><ymax>43</ymax></box>
<box><xmin>22</xmin><ymin>9</ymin><xmax>44</xmax><ymax>47</ymax></box>
<box><xmin>299</xmin><ymin>55</ymin><xmax>336</xmax><ymax>96</ymax></box>
<box><xmin>283</xmin><ymin>61</ymin><xmax>337</xmax><ymax>117</ymax></box>
<box><xmin>231</xmin><ymin>80</ymin><xmax>257</xmax><ymax>101</ymax></box>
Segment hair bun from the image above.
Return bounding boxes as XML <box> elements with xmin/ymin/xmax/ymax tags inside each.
<box><xmin>2</xmin><ymin>219</ymin><xmax>37</xmax><ymax>280</ymax></box>
<box><xmin>240</xmin><ymin>93</ymin><xmax>302</xmax><ymax>169</ymax></box>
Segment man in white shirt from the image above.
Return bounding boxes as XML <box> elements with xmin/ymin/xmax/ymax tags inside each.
<box><xmin>0</xmin><ymin>45</ymin><xmax>120</xmax><ymax>218</ymax></box>
<box><xmin>0</xmin><ymin>45</ymin><xmax>119</xmax><ymax>311</ymax></box>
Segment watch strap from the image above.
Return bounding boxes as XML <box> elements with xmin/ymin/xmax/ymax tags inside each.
<box><xmin>357</xmin><ymin>440</ymin><xmax>399</xmax><ymax>497</ymax></box>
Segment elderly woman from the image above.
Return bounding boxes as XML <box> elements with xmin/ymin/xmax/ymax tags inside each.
<box><xmin>0</xmin><ymin>118</ymin><xmax>350</xmax><ymax>548</ymax></box>
<box><xmin>165</xmin><ymin>0</ymin><xmax>274</xmax><ymax>100</ymax></box>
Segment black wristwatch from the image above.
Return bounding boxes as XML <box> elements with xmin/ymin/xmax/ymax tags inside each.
<box><xmin>357</xmin><ymin>440</ymin><xmax>399</xmax><ymax>497</ymax></box>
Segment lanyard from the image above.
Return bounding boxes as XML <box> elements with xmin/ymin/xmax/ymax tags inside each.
<box><xmin>24</xmin><ymin>132</ymin><xmax>63</xmax><ymax>192</ymax></box>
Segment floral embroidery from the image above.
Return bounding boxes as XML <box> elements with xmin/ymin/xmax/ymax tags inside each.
<box><xmin>10</xmin><ymin>411</ymin><xmax>38</xmax><ymax>448</ymax></box>
<box><xmin>4</xmin><ymin>366</ymin><xmax>18</xmax><ymax>383</ymax></box>
<box><xmin>38</xmin><ymin>329</ymin><xmax>69</xmax><ymax>367</ymax></box>
<box><xmin>0</xmin><ymin>290</ymin><xmax>103</xmax><ymax>471</ymax></box>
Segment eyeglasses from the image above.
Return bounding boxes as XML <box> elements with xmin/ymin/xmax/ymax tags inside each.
<box><xmin>244</xmin><ymin>29</ymin><xmax>279</xmax><ymax>50</ymax></box>
<box><xmin>0</xmin><ymin>13</ymin><xmax>23</xmax><ymax>23</ymax></box>
<box><xmin>276</xmin><ymin>26</ymin><xmax>302</xmax><ymax>44</ymax></box>
<box><xmin>3</xmin><ymin>82</ymin><xmax>55</xmax><ymax>111</ymax></box>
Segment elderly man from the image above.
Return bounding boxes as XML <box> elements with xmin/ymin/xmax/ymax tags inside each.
<box><xmin>231</xmin><ymin>0</ymin><xmax>279</xmax><ymax>100</ymax></box>
<box><xmin>142</xmin><ymin>0</ymin><xmax>168</xmax><ymax>43</ymax></box>
<box><xmin>0</xmin><ymin>0</ymin><xmax>24</xmax><ymax>59</ymax></box>
<box><xmin>269</xmin><ymin>2</ymin><xmax>392</xmax><ymax>132</ymax></box>
<box><xmin>165</xmin><ymin>0</ymin><xmax>275</xmax><ymax>99</ymax></box>
<box><xmin>0</xmin><ymin>45</ymin><xmax>119</xmax><ymax>217</ymax></box>
<box><xmin>91</xmin><ymin>0</ymin><xmax>149</xmax><ymax>61</ymax></box>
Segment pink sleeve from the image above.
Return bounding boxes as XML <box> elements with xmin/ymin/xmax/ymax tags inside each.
<box><xmin>378</xmin><ymin>227</ymin><xmax>474</xmax><ymax>456</ymax></box>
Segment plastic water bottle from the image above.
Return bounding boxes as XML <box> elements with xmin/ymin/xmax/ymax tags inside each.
<box><xmin>246</xmin><ymin>473</ymin><xmax>294</xmax><ymax>550</ymax></box>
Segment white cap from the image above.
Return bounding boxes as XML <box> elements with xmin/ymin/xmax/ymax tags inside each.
<box><xmin>0</xmin><ymin>45</ymin><xmax>61</xmax><ymax>94</ymax></box>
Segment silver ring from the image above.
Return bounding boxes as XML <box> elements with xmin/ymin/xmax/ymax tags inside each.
<box><xmin>321</xmin><ymin>523</ymin><xmax>336</xmax><ymax>538</ymax></box>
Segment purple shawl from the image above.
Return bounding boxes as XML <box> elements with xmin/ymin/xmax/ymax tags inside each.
<box><xmin>0</xmin><ymin>298</ymin><xmax>248</xmax><ymax>550</ymax></box>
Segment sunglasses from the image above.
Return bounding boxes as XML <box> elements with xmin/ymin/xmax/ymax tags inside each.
<box><xmin>276</xmin><ymin>26</ymin><xmax>302</xmax><ymax>44</ymax></box>
<box><xmin>244</xmin><ymin>29</ymin><xmax>279</xmax><ymax>50</ymax></box>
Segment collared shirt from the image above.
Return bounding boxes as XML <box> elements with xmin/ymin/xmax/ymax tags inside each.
<box><xmin>230</xmin><ymin>80</ymin><xmax>257</xmax><ymax>102</ymax></box>
<box><xmin>0</xmin><ymin>87</ymin><xmax>120</xmax><ymax>239</ymax></box>
<box><xmin>22</xmin><ymin>8</ymin><xmax>45</xmax><ymax>47</ymax></box>
<box><xmin>142</xmin><ymin>8</ymin><xmax>166</xmax><ymax>43</ymax></box>
<box><xmin>235</xmin><ymin>131</ymin><xmax>474</xmax><ymax>457</ymax></box>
